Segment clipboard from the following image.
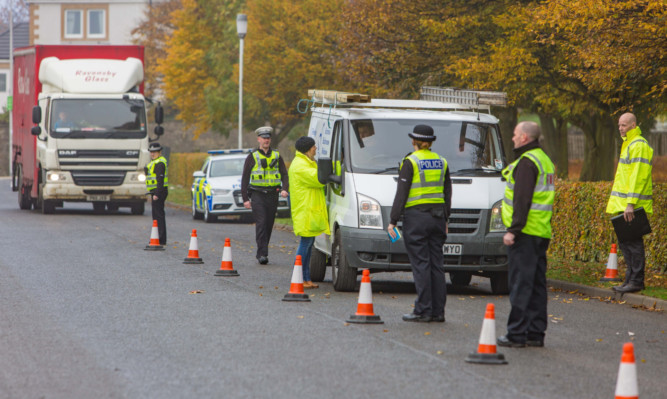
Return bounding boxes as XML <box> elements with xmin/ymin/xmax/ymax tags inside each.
<box><xmin>611</xmin><ymin>207</ymin><xmax>652</xmax><ymax>243</ymax></box>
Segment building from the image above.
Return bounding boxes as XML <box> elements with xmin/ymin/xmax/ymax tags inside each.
<box><xmin>0</xmin><ymin>22</ymin><xmax>30</xmax><ymax>111</ymax></box>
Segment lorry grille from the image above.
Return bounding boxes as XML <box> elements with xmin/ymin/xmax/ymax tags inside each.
<box><xmin>58</xmin><ymin>149</ymin><xmax>140</xmax><ymax>167</ymax></box>
<box><xmin>71</xmin><ymin>171</ymin><xmax>126</xmax><ymax>186</ymax></box>
<box><xmin>449</xmin><ymin>208</ymin><xmax>481</xmax><ymax>234</ymax></box>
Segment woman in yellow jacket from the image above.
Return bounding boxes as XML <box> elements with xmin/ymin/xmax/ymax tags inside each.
<box><xmin>288</xmin><ymin>137</ymin><xmax>331</xmax><ymax>289</ymax></box>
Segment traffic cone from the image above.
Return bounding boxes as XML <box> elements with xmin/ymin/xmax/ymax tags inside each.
<box><xmin>346</xmin><ymin>269</ymin><xmax>383</xmax><ymax>324</ymax></box>
<box><xmin>465</xmin><ymin>303</ymin><xmax>508</xmax><ymax>365</ymax></box>
<box><xmin>600</xmin><ymin>244</ymin><xmax>622</xmax><ymax>282</ymax></box>
<box><xmin>282</xmin><ymin>255</ymin><xmax>311</xmax><ymax>302</ymax></box>
<box><xmin>614</xmin><ymin>342</ymin><xmax>639</xmax><ymax>399</ymax></box>
<box><xmin>214</xmin><ymin>238</ymin><xmax>239</xmax><ymax>276</ymax></box>
<box><xmin>144</xmin><ymin>220</ymin><xmax>165</xmax><ymax>251</ymax></box>
<box><xmin>183</xmin><ymin>229</ymin><xmax>204</xmax><ymax>264</ymax></box>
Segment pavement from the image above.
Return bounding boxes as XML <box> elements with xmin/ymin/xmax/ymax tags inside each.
<box><xmin>167</xmin><ymin>200</ymin><xmax>666</xmax><ymax>312</ymax></box>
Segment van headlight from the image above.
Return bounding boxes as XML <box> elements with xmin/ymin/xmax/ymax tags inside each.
<box><xmin>358</xmin><ymin>193</ymin><xmax>382</xmax><ymax>229</ymax></box>
<box><xmin>489</xmin><ymin>200</ymin><xmax>505</xmax><ymax>232</ymax></box>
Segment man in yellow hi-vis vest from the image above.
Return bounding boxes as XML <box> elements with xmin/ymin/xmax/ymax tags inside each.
<box><xmin>607</xmin><ymin>113</ymin><xmax>653</xmax><ymax>294</ymax></box>
<box><xmin>241</xmin><ymin>126</ymin><xmax>289</xmax><ymax>264</ymax></box>
<box><xmin>145</xmin><ymin>142</ymin><xmax>168</xmax><ymax>245</ymax></box>
<box><xmin>497</xmin><ymin>122</ymin><xmax>555</xmax><ymax>348</ymax></box>
<box><xmin>388</xmin><ymin>125</ymin><xmax>452</xmax><ymax>323</ymax></box>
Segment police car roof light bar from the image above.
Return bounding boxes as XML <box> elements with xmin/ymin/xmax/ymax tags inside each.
<box><xmin>207</xmin><ymin>148</ymin><xmax>254</xmax><ymax>155</ymax></box>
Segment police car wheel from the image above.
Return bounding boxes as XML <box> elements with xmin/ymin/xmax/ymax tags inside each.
<box><xmin>331</xmin><ymin>230</ymin><xmax>357</xmax><ymax>292</ymax></box>
<box><xmin>204</xmin><ymin>204</ymin><xmax>216</xmax><ymax>223</ymax></box>
<box><xmin>192</xmin><ymin>198</ymin><xmax>203</xmax><ymax>220</ymax></box>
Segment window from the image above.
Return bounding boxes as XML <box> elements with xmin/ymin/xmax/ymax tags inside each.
<box><xmin>65</xmin><ymin>9</ymin><xmax>83</xmax><ymax>38</ymax></box>
<box><xmin>87</xmin><ymin>10</ymin><xmax>105</xmax><ymax>38</ymax></box>
<box><xmin>0</xmin><ymin>73</ymin><xmax>6</xmax><ymax>92</ymax></box>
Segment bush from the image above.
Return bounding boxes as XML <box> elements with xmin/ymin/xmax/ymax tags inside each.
<box><xmin>169</xmin><ymin>153</ymin><xmax>208</xmax><ymax>188</ymax></box>
<box><xmin>550</xmin><ymin>181</ymin><xmax>666</xmax><ymax>273</ymax></box>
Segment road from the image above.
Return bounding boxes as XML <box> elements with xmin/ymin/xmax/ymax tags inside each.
<box><xmin>0</xmin><ymin>178</ymin><xmax>665</xmax><ymax>399</ymax></box>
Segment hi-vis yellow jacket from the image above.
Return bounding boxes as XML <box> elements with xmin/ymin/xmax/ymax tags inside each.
<box><xmin>606</xmin><ymin>127</ymin><xmax>653</xmax><ymax>215</ymax></box>
<box><xmin>288</xmin><ymin>152</ymin><xmax>331</xmax><ymax>237</ymax></box>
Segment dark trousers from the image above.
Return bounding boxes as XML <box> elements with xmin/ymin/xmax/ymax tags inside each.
<box><xmin>402</xmin><ymin>208</ymin><xmax>447</xmax><ymax>317</ymax></box>
<box><xmin>250</xmin><ymin>188</ymin><xmax>279</xmax><ymax>258</ymax></box>
<box><xmin>151</xmin><ymin>191</ymin><xmax>168</xmax><ymax>245</ymax></box>
<box><xmin>506</xmin><ymin>234</ymin><xmax>549</xmax><ymax>342</ymax></box>
<box><xmin>618</xmin><ymin>238</ymin><xmax>645</xmax><ymax>287</ymax></box>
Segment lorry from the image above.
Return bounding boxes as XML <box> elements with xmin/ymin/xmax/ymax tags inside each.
<box><xmin>11</xmin><ymin>45</ymin><xmax>164</xmax><ymax>214</ymax></box>
<box><xmin>301</xmin><ymin>88</ymin><xmax>511</xmax><ymax>294</ymax></box>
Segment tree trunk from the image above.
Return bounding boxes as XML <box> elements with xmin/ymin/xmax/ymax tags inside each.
<box><xmin>578</xmin><ymin>114</ymin><xmax>617</xmax><ymax>182</ymax></box>
<box><xmin>538</xmin><ymin>113</ymin><xmax>568</xmax><ymax>179</ymax></box>
<box><xmin>493</xmin><ymin>106</ymin><xmax>518</xmax><ymax>162</ymax></box>
<box><xmin>273</xmin><ymin>118</ymin><xmax>300</xmax><ymax>147</ymax></box>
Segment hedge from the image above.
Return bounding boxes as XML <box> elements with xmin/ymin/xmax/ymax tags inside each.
<box><xmin>169</xmin><ymin>153</ymin><xmax>666</xmax><ymax>273</ymax></box>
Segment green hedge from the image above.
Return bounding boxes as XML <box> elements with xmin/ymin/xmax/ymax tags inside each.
<box><xmin>550</xmin><ymin>182</ymin><xmax>666</xmax><ymax>273</ymax></box>
<box><xmin>169</xmin><ymin>153</ymin><xmax>666</xmax><ymax>273</ymax></box>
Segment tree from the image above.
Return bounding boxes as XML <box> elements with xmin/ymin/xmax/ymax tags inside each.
<box><xmin>0</xmin><ymin>0</ymin><xmax>28</xmax><ymax>31</ymax></box>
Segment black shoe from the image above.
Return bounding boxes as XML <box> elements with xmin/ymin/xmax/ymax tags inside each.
<box><xmin>257</xmin><ymin>256</ymin><xmax>268</xmax><ymax>265</ymax></box>
<box><xmin>431</xmin><ymin>315</ymin><xmax>446</xmax><ymax>323</ymax></box>
<box><xmin>614</xmin><ymin>284</ymin><xmax>643</xmax><ymax>293</ymax></box>
<box><xmin>497</xmin><ymin>335</ymin><xmax>526</xmax><ymax>348</ymax></box>
<box><xmin>612</xmin><ymin>283</ymin><xmax>626</xmax><ymax>292</ymax></box>
<box><xmin>402</xmin><ymin>313</ymin><xmax>432</xmax><ymax>322</ymax></box>
<box><xmin>526</xmin><ymin>339</ymin><xmax>544</xmax><ymax>347</ymax></box>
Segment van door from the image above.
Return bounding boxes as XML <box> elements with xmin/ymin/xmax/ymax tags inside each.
<box><xmin>320</xmin><ymin>119</ymin><xmax>346</xmax><ymax>251</ymax></box>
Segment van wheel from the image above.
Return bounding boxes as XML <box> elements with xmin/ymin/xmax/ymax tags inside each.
<box><xmin>450</xmin><ymin>272</ymin><xmax>472</xmax><ymax>287</ymax></box>
<box><xmin>331</xmin><ymin>230</ymin><xmax>357</xmax><ymax>292</ymax></box>
<box><xmin>490</xmin><ymin>271</ymin><xmax>509</xmax><ymax>295</ymax></box>
<box><xmin>309</xmin><ymin>247</ymin><xmax>328</xmax><ymax>282</ymax></box>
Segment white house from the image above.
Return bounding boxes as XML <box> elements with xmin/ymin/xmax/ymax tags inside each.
<box><xmin>0</xmin><ymin>22</ymin><xmax>30</xmax><ymax>111</ymax></box>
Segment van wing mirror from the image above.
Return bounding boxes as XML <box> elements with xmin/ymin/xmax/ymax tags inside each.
<box><xmin>317</xmin><ymin>158</ymin><xmax>342</xmax><ymax>185</ymax></box>
<box><xmin>32</xmin><ymin>106</ymin><xmax>42</xmax><ymax>124</ymax></box>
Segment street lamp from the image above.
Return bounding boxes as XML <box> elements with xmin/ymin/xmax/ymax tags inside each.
<box><xmin>236</xmin><ymin>13</ymin><xmax>247</xmax><ymax>149</ymax></box>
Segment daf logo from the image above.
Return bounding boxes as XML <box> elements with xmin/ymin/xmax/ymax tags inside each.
<box><xmin>59</xmin><ymin>150</ymin><xmax>77</xmax><ymax>156</ymax></box>
<box><xmin>126</xmin><ymin>150</ymin><xmax>139</xmax><ymax>156</ymax></box>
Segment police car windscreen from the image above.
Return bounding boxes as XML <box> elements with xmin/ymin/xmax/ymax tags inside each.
<box><xmin>350</xmin><ymin>119</ymin><xmax>504</xmax><ymax>174</ymax></box>
<box><xmin>210</xmin><ymin>158</ymin><xmax>245</xmax><ymax>178</ymax></box>
<box><xmin>50</xmin><ymin>99</ymin><xmax>147</xmax><ymax>139</ymax></box>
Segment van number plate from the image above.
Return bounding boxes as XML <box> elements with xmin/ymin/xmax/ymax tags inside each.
<box><xmin>87</xmin><ymin>195</ymin><xmax>110</xmax><ymax>202</ymax></box>
<box><xmin>443</xmin><ymin>244</ymin><xmax>463</xmax><ymax>255</ymax></box>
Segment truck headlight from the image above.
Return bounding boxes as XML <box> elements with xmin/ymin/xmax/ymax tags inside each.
<box><xmin>358</xmin><ymin>193</ymin><xmax>382</xmax><ymax>229</ymax></box>
<box><xmin>47</xmin><ymin>172</ymin><xmax>68</xmax><ymax>182</ymax></box>
<box><xmin>489</xmin><ymin>200</ymin><xmax>505</xmax><ymax>232</ymax></box>
<box><xmin>137</xmin><ymin>173</ymin><xmax>146</xmax><ymax>182</ymax></box>
<box><xmin>211</xmin><ymin>189</ymin><xmax>231</xmax><ymax>196</ymax></box>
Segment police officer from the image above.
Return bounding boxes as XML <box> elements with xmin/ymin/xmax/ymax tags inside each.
<box><xmin>146</xmin><ymin>142</ymin><xmax>168</xmax><ymax>245</ymax></box>
<box><xmin>388</xmin><ymin>125</ymin><xmax>452</xmax><ymax>323</ymax></box>
<box><xmin>497</xmin><ymin>121</ymin><xmax>555</xmax><ymax>348</ymax></box>
<box><xmin>241</xmin><ymin>126</ymin><xmax>289</xmax><ymax>264</ymax></box>
<box><xmin>607</xmin><ymin>112</ymin><xmax>653</xmax><ymax>294</ymax></box>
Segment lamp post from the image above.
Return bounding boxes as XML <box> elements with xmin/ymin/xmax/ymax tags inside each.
<box><xmin>236</xmin><ymin>14</ymin><xmax>247</xmax><ymax>149</ymax></box>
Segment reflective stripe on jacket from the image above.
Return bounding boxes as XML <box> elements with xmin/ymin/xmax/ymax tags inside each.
<box><xmin>250</xmin><ymin>150</ymin><xmax>282</xmax><ymax>187</ymax></box>
<box><xmin>146</xmin><ymin>156</ymin><xmax>168</xmax><ymax>191</ymax></box>
<box><xmin>606</xmin><ymin>127</ymin><xmax>653</xmax><ymax>214</ymax></box>
<box><xmin>501</xmin><ymin>148</ymin><xmax>555</xmax><ymax>238</ymax></box>
<box><xmin>403</xmin><ymin>149</ymin><xmax>447</xmax><ymax>208</ymax></box>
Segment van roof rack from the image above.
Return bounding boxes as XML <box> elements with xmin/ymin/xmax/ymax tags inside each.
<box><xmin>420</xmin><ymin>87</ymin><xmax>508</xmax><ymax>108</ymax></box>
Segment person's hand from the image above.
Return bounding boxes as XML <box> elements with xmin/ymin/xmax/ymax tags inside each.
<box><xmin>280</xmin><ymin>190</ymin><xmax>288</xmax><ymax>198</ymax></box>
<box><xmin>503</xmin><ymin>232</ymin><xmax>515</xmax><ymax>246</ymax></box>
<box><xmin>243</xmin><ymin>200</ymin><xmax>251</xmax><ymax>209</ymax></box>
<box><xmin>623</xmin><ymin>203</ymin><xmax>635</xmax><ymax>222</ymax></box>
<box><xmin>152</xmin><ymin>195</ymin><xmax>158</xmax><ymax>201</ymax></box>
<box><xmin>388</xmin><ymin>223</ymin><xmax>397</xmax><ymax>239</ymax></box>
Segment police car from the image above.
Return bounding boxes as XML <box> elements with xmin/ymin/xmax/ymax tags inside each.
<box><xmin>191</xmin><ymin>149</ymin><xmax>290</xmax><ymax>222</ymax></box>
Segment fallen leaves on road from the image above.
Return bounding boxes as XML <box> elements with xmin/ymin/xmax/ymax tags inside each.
<box><xmin>436</xmin><ymin>350</ymin><xmax>443</xmax><ymax>355</ymax></box>
<box><xmin>189</xmin><ymin>290</ymin><xmax>205</xmax><ymax>294</ymax></box>
<box><xmin>424</xmin><ymin>332</ymin><xmax>431</xmax><ymax>336</ymax></box>
<box><xmin>297</xmin><ymin>315</ymin><xmax>304</xmax><ymax>319</ymax></box>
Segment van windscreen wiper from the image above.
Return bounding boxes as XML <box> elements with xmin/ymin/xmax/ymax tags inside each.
<box><xmin>373</xmin><ymin>166</ymin><xmax>400</xmax><ymax>174</ymax></box>
<box><xmin>454</xmin><ymin>168</ymin><xmax>501</xmax><ymax>173</ymax></box>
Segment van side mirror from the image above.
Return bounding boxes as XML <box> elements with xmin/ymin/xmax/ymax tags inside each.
<box><xmin>155</xmin><ymin>102</ymin><xmax>164</xmax><ymax>124</ymax></box>
<box><xmin>317</xmin><ymin>157</ymin><xmax>341</xmax><ymax>185</ymax></box>
<box><xmin>32</xmin><ymin>106</ymin><xmax>42</xmax><ymax>124</ymax></box>
<box><xmin>31</xmin><ymin>126</ymin><xmax>42</xmax><ymax>136</ymax></box>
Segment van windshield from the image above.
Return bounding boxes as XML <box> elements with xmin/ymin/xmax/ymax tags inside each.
<box><xmin>349</xmin><ymin>119</ymin><xmax>505</xmax><ymax>174</ymax></box>
<box><xmin>50</xmin><ymin>98</ymin><xmax>147</xmax><ymax>139</ymax></box>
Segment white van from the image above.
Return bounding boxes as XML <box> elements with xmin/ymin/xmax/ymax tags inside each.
<box><xmin>302</xmin><ymin>88</ymin><xmax>510</xmax><ymax>294</ymax></box>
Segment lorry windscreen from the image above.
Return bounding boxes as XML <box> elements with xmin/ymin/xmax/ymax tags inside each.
<box><xmin>49</xmin><ymin>99</ymin><xmax>147</xmax><ymax>139</ymax></box>
<box><xmin>349</xmin><ymin>119</ymin><xmax>505</xmax><ymax>174</ymax></box>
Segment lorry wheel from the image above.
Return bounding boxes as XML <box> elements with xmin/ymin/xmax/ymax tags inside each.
<box><xmin>450</xmin><ymin>272</ymin><xmax>472</xmax><ymax>287</ymax></box>
<box><xmin>42</xmin><ymin>200</ymin><xmax>55</xmax><ymax>214</ymax></box>
<box><xmin>490</xmin><ymin>271</ymin><xmax>509</xmax><ymax>295</ymax></box>
<box><xmin>192</xmin><ymin>199</ymin><xmax>203</xmax><ymax>220</ymax></box>
<box><xmin>93</xmin><ymin>202</ymin><xmax>106</xmax><ymax>213</ymax></box>
<box><xmin>204</xmin><ymin>204</ymin><xmax>217</xmax><ymax>223</ymax></box>
<box><xmin>309</xmin><ymin>247</ymin><xmax>328</xmax><ymax>282</ymax></box>
<box><xmin>131</xmin><ymin>202</ymin><xmax>145</xmax><ymax>215</ymax></box>
<box><xmin>17</xmin><ymin>167</ymin><xmax>32</xmax><ymax>210</ymax></box>
<box><xmin>331</xmin><ymin>230</ymin><xmax>357</xmax><ymax>292</ymax></box>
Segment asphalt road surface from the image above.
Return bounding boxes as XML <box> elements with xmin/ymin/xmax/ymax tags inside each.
<box><xmin>1</xmin><ymin>179</ymin><xmax>665</xmax><ymax>398</ymax></box>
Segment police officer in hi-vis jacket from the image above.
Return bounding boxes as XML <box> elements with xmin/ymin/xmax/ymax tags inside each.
<box><xmin>241</xmin><ymin>126</ymin><xmax>289</xmax><ymax>265</ymax></box>
<box><xmin>388</xmin><ymin>125</ymin><xmax>452</xmax><ymax>323</ymax></box>
<box><xmin>146</xmin><ymin>142</ymin><xmax>168</xmax><ymax>245</ymax></box>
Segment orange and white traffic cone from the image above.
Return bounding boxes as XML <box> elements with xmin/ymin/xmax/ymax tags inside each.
<box><xmin>214</xmin><ymin>238</ymin><xmax>239</xmax><ymax>276</ymax></box>
<box><xmin>346</xmin><ymin>269</ymin><xmax>383</xmax><ymax>324</ymax></box>
<box><xmin>600</xmin><ymin>244</ymin><xmax>622</xmax><ymax>282</ymax></box>
<box><xmin>282</xmin><ymin>255</ymin><xmax>311</xmax><ymax>302</ymax></box>
<box><xmin>465</xmin><ymin>303</ymin><xmax>508</xmax><ymax>365</ymax></box>
<box><xmin>183</xmin><ymin>229</ymin><xmax>204</xmax><ymax>264</ymax></box>
<box><xmin>144</xmin><ymin>220</ymin><xmax>165</xmax><ymax>251</ymax></box>
<box><xmin>614</xmin><ymin>342</ymin><xmax>639</xmax><ymax>399</ymax></box>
